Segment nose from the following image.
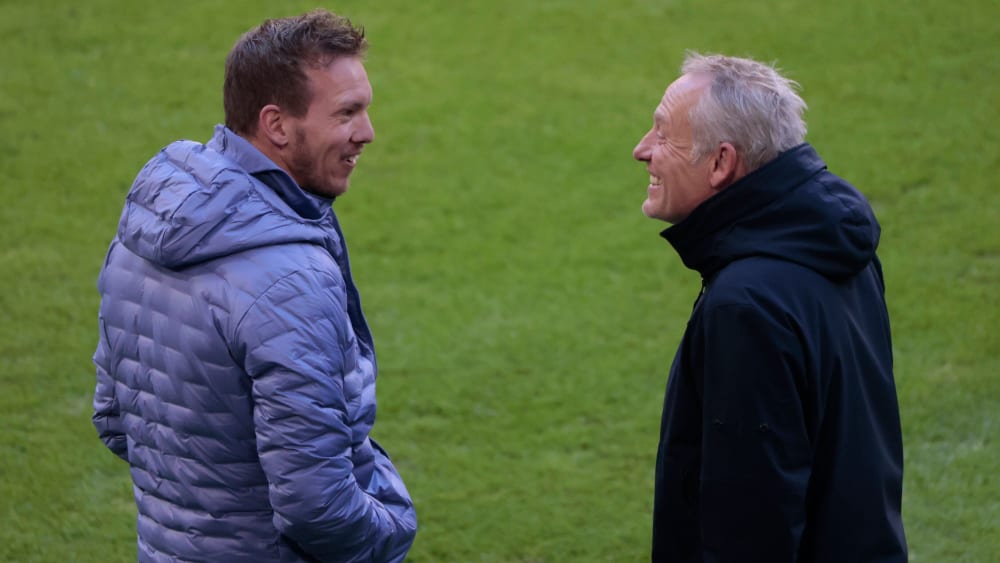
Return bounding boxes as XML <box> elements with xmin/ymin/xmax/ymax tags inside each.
<box><xmin>353</xmin><ymin>110</ymin><xmax>375</xmax><ymax>144</ymax></box>
<box><xmin>633</xmin><ymin>130</ymin><xmax>653</xmax><ymax>162</ymax></box>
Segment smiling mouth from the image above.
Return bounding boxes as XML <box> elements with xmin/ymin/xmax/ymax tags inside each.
<box><xmin>649</xmin><ymin>174</ymin><xmax>662</xmax><ymax>186</ymax></box>
<box><xmin>344</xmin><ymin>154</ymin><xmax>360</xmax><ymax>166</ymax></box>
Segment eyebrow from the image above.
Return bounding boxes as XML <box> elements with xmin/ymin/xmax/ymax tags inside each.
<box><xmin>340</xmin><ymin>100</ymin><xmax>365</xmax><ymax>111</ymax></box>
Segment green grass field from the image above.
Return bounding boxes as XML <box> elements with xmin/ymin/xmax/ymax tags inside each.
<box><xmin>2</xmin><ymin>0</ymin><xmax>997</xmax><ymax>560</ymax></box>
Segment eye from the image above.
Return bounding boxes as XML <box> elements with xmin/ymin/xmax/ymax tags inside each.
<box><xmin>337</xmin><ymin>104</ymin><xmax>363</xmax><ymax>120</ymax></box>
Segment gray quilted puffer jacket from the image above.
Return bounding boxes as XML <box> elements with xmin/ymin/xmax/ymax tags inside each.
<box><xmin>92</xmin><ymin>125</ymin><xmax>416</xmax><ymax>562</ymax></box>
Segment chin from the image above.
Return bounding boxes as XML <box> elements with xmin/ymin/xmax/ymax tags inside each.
<box><xmin>324</xmin><ymin>177</ymin><xmax>351</xmax><ymax>195</ymax></box>
<box><xmin>301</xmin><ymin>184</ymin><xmax>345</xmax><ymax>198</ymax></box>
<box><xmin>641</xmin><ymin>199</ymin><xmax>659</xmax><ymax>219</ymax></box>
<box><xmin>330</xmin><ymin>177</ymin><xmax>351</xmax><ymax>195</ymax></box>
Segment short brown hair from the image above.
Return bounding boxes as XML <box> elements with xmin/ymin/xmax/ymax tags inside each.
<box><xmin>223</xmin><ymin>10</ymin><xmax>367</xmax><ymax>136</ymax></box>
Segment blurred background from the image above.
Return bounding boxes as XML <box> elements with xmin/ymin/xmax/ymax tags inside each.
<box><xmin>1</xmin><ymin>0</ymin><xmax>996</xmax><ymax>560</ymax></box>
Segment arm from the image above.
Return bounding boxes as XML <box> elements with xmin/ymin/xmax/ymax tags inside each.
<box><xmin>236</xmin><ymin>269</ymin><xmax>415</xmax><ymax>562</ymax></box>
<box><xmin>698</xmin><ymin>303</ymin><xmax>812</xmax><ymax>563</ymax></box>
<box><xmin>92</xmin><ymin>315</ymin><xmax>128</xmax><ymax>461</ymax></box>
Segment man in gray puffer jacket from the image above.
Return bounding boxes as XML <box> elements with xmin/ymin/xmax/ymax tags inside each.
<box><xmin>92</xmin><ymin>10</ymin><xmax>416</xmax><ymax>562</ymax></box>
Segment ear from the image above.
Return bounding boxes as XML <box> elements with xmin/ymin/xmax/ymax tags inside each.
<box><xmin>708</xmin><ymin>142</ymin><xmax>746</xmax><ymax>191</ymax></box>
<box><xmin>257</xmin><ymin>104</ymin><xmax>289</xmax><ymax>148</ymax></box>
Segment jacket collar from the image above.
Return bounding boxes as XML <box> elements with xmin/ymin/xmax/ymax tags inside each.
<box><xmin>206</xmin><ymin>124</ymin><xmax>334</xmax><ymax>220</ymax></box>
<box><xmin>660</xmin><ymin>143</ymin><xmax>827</xmax><ymax>278</ymax></box>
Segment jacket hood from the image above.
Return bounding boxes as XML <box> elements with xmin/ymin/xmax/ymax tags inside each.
<box><xmin>117</xmin><ymin>126</ymin><xmax>339</xmax><ymax>269</ymax></box>
<box><xmin>661</xmin><ymin>144</ymin><xmax>880</xmax><ymax>280</ymax></box>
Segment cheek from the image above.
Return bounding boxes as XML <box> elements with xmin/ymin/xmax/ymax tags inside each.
<box><xmin>323</xmin><ymin>134</ymin><xmax>349</xmax><ymax>158</ymax></box>
<box><xmin>653</xmin><ymin>148</ymin><xmax>677</xmax><ymax>172</ymax></box>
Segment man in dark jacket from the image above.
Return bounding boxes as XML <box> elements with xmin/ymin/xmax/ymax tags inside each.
<box><xmin>92</xmin><ymin>11</ymin><xmax>415</xmax><ymax>562</ymax></box>
<box><xmin>633</xmin><ymin>52</ymin><xmax>907</xmax><ymax>562</ymax></box>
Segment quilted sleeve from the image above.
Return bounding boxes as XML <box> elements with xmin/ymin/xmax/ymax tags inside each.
<box><xmin>234</xmin><ymin>268</ymin><xmax>415</xmax><ymax>562</ymax></box>
<box><xmin>92</xmin><ymin>315</ymin><xmax>128</xmax><ymax>461</ymax></box>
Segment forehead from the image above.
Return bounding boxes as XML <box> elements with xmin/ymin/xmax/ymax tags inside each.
<box><xmin>305</xmin><ymin>56</ymin><xmax>372</xmax><ymax>105</ymax></box>
<box><xmin>655</xmin><ymin>73</ymin><xmax>709</xmax><ymax>123</ymax></box>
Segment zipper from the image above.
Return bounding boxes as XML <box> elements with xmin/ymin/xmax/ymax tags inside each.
<box><xmin>691</xmin><ymin>276</ymin><xmax>708</xmax><ymax>313</ymax></box>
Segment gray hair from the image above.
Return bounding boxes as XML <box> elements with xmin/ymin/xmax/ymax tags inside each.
<box><xmin>681</xmin><ymin>52</ymin><xmax>807</xmax><ymax>172</ymax></box>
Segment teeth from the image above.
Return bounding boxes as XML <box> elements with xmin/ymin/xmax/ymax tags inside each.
<box><xmin>345</xmin><ymin>155</ymin><xmax>359</xmax><ymax>165</ymax></box>
<box><xmin>650</xmin><ymin>175</ymin><xmax>662</xmax><ymax>185</ymax></box>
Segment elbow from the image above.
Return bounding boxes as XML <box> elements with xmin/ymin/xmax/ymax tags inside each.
<box><xmin>93</xmin><ymin>413</ymin><xmax>129</xmax><ymax>461</ymax></box>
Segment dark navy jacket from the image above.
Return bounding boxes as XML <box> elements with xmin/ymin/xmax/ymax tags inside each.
<box><xmin>652</xmin><ymin>144</ymin><xmax>907</xmax><ymax>562</ymax></box>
